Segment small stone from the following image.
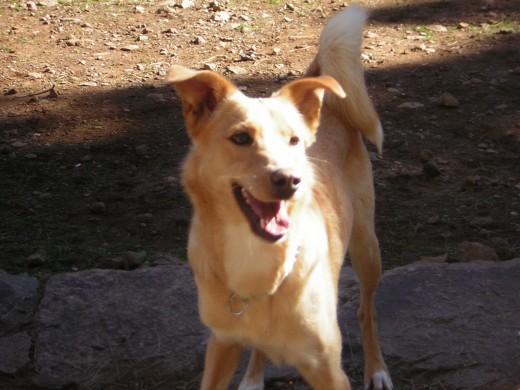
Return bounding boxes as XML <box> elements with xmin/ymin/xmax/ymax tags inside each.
<box><xmin>179</xmin><ymin>0</ymin><xmax>194</xmax><ymax>8</ymax></box>
<box><xmin>135</xmin><ymin>63</ymin><xmax>145</xmax><ymax>71</ymax></box>
<box><xmin>226</xmin><ymin>65</ymin><xmax>247</xmax><ymax>75</ymax></box>
<box><xmin>146</xmin><ymin>93</ymin><xmax>166</xmax><ymax>103</ymax></box>
<box><xmin>37</xmin><ymin>0</ymin><xmax>58</xmax><ymax>6</ymax></box>
<box><xmin>27</xmin><ymin>1</ymin><xmax>38</xmax><ymax>11</ymax></box>
<box><xmin>121</xmin><ymin>45</ymin><xmax>139</xmax><ymax>52</ymax></box>
<box><xmin>458</xmin><ymin>22</ymin><xmax>470</xmax><ymax>29</ymax></box>
<box><xmin>65</xmin><ymin>39</ymin><xmax>81</xmax><ymax>47</ymax></box>
<box><xmin>423</xmin><ymin>161</ymin><xmax>441</xmax><ymax>177</ymax></box>
<box><xmin>26</xmin><ymin>250</ymin><xmax>47</xmax><ymax>266</ymax></box>
<box><xmin>134</xmin><ymin>5</ymin><xmax>145</xmax><ymax>13</ymax></box>
<box><xmin>420</xmin><ymin>149</ymin><xmax>434</xmax><ymax>162</ymax></box>
<box><xmin>192</xmin><ymin>36</ymin><xmax>206</xmax><ymax>44</ymax></box>
<box><xmin>430</xmin><ymin>24</ymin><xmax>448</xmax><ymax>32</ymax></box>
<box><xmin>203</xmin><ymin>63</ymin><xmax>217</xmax><ymax>71</ymax></box>
<box><xmin>135</xmin><ymin>144</ymin><xmax>150</xmax><ymax>156</ymax></box>
<box><xmin>80</xmin><ymin>81</ymin><xmax>97</xmax><ymax>87</ymax></box>
<box><xmin>90</xmin><ymin>202</ymin><xmax>106</xmax><ymax>215</ymax></box>
<box><xmin>272</xmin><ymin>47</ymin><xmax>281</xmax><ymax>55</ymax></box>
<box><xmin>12</xmin><ymin>141</ymin><xmax>26</xmax><ymax>148</ymax></box>
<box><xmin>469</xmin><ymin>216</ymin><xmax>494</xmax><ymax>228</ymax></box>
<box><xmin>439</xmin><ymin>92</ymin><xmax>460</xmax><ymax>107</ymax></box>
<box><xmin>426</xmin><ymin>215</ymin><xmax>440</xmax><ymax>224</ymax></box>
<box><xmin>398</xmin><ymin>102</ymin><xmax>424</xmax><ymax>109</ymax></box>
<box><xmin>454</xmin><ymin>241</ymin><xmax>499</xmax><ymax>262</ymax></box>
<box><xmin>122</xmin><ymin>250</ymin><xmax>147</xmax><ymax>270</ymax></box>
<box><xmin>490</xmin><ymin>237</ymin><xmax>512</xmax><ymax>260</ymax></box>
<box><xmin>213</xmin><ymin>11</ymin><xmax>230</xmax><ymax>22</ymax></box>
<box><xmin>28</xmin><ymin>72</ymin><xmax>44</xmax><ymax>79</ymax></box>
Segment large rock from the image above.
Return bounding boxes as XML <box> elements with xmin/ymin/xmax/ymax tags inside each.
<box><xmin>0</xmin><ymin>270</ymin><xmax>39</xmax><ymax>335</ymax></box>
<box><xmin>0</xmin><ymin>270</ymin><xmax>39</xmax><ymax>375</ymax></box>
<box><xmin>34</xmin><ymin>264</ymin><xmax>206</xmax><ymax>389</ymax></box>
<box><xmin>340</xmin><ymin>259</ymin><xmax>520</xmax><ymax>390</ymax></box>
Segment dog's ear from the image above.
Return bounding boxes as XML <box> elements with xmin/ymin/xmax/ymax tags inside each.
<box><xmin>276</xmin><ymin>76</ymin><xmax>346</xmax><ymax>132</ymax></box>
<box><xmin>166</xmin><ymin>65</ymin><xmax>237</xmax><ymax>136</ymax></box>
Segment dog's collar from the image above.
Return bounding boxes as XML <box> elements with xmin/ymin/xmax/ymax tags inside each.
<box><xmin>227</xmin><ymin>245</ymin><xmax>300</xmax><ymax>317</ymax></box>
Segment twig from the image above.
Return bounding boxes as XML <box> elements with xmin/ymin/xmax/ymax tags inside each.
<box><xmin>14</xmin><ymin>84</ymin><xmax>58</xmax><ymax>99</ymax></box>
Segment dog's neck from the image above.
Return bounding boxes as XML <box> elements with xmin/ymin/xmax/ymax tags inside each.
<box><xmin>220</xmin><ymin>222</ymin><xmax>302</xmax><ymax>300</ymax></box>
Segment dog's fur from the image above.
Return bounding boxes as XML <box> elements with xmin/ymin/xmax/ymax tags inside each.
<box><xmin>166</xmin><ymin>6</ymin><xmax>392</xmax><ymax>390</ymax></box>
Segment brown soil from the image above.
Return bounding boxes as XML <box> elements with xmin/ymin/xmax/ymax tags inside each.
<box><xmin>0</xmin><ymin>0</ymin><xmax>519</xmax><ymax>387</ymax></box>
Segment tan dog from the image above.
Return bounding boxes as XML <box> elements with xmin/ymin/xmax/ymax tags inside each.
<box><xmin>166</xmin><ymin>5</ymin><xmax>392</xmax><ymax>390</ymax></box>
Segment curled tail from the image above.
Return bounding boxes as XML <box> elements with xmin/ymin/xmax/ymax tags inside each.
<box><xmin>307</xmin><ymin>5</ymin><xmax>383</xmax><ymax>153</ymax></box>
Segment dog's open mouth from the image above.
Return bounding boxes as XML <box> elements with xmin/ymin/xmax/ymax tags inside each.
<box><xmin>232</xmin><ymin>184</ymin><xmax>290</xmax><ymax>242</ymax></box>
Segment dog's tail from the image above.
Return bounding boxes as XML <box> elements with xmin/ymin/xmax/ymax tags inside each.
<box><xmin>307</xmin><ymin>5</ymin><xmax>383</xmax><ymax>153</ymax></box>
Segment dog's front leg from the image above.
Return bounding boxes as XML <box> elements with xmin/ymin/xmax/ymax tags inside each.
<box><xmin>200</xmin><ymin>333</ymin><xmax>244</xmax><ymax>390</ymax></box>
<box><xmin>238</xmin><ymin>349</ymin><xmax>266</xmax><ymax>390</ymax></box>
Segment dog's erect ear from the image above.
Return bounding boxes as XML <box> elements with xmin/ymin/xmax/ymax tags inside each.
<box><xmin>166</xmin><ymin>65</ymin><xmax>237</xmax><ymax>136</ymax></box>
<box><xmin>276</xmin><ymin>75</ymin><xmax>346</xmax><ymax>132</ymax></box>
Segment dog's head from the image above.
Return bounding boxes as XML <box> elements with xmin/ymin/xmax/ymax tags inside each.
<box><xmin>166</xmin><ymin>65</ymin><xmax>345</xmax><ymax>243</ymax></box>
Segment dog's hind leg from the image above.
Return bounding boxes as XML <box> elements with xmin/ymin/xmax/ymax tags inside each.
<box><xmin>200</xmin><ymin>333</ymin><xmax>244</xmax><ymax>390</ymax></box>
<box><xmin>238</xmin><ymin>349</ymin><xmax>266</xmax><ymax>390</ymax></box>
<box><xmin>345</xmin><ymin>136</ymin><xmax>393</xmax><ymax>390</ymax></box>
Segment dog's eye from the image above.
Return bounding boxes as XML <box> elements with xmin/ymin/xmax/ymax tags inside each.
<box><xmin>229</xmin><ymin>132</ymin><xmax>253</xmax><ymax>146</ymax></box>
<box><xmin>289</xmin><ymin>136</ymin><xmax>300</xmax><ymax>146</ymax></box>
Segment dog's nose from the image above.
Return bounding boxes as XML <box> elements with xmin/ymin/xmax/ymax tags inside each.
<box><xmin>270</xmin><ymin>169</ymin><xmax>301</xmax><ymax>199</ymax></box>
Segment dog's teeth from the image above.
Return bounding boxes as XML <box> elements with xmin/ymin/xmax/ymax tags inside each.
<box><xmin>242</xmin><ymin>188</ymin><xmax>251</xmax><ymax>204</ymax></box>
<box><xmin>259</xmin><ymin>219</ymin><xmax>266</xmax><ymax>229</ymax></box>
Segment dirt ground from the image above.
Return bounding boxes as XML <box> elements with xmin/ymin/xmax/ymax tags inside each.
<box><xmin>0</xmin><ymin>0</ymin><xmax>519</xmax><ymax>387</ymax></box>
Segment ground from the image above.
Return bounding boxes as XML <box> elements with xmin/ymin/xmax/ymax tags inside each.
<box><xmin>0</xmin><ymin>0</ymin><xmax>519</xmax><ymax>388</ymax></box>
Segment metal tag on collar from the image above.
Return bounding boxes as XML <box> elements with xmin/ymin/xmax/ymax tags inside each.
<box><xmin>228</xmin><ymin>293</ymin><xmax>250</xmax><ymax>316</ymax></box>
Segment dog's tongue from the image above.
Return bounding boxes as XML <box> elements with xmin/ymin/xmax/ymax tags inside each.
<box><xmin>250</xmin><ymin>198</ymin><xmax>290</xmax><ymax>237</ymax></box>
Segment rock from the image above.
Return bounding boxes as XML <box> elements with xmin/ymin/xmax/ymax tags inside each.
<box><xmin>226</xmin><ymin>65</ymin><xmax>247</xmax><ymax>75</ymax></box>
<box><xmin>37</xmin><ymin>0</ymin><xmax>58</xmax><ymax>6</ymax></box>
<box><xmin>419</xmin><ymin>149</ymin><xmax>434</xmax><ymax>162</ymax></box>
<box><xmin>203</xmin><ymin>63</ymin><xmax>217</xmax><ymax>71</ymax></box>
<box><xmin>430</xmin><ymin>24</ymin><xmax>448</xmax><ymax>32</ymax></box>
<box><xmin>79</xmin><ymin>81</ymin><xmax>97</xmax><ymax>87</ymax></box>
<box><xmin>213</xmin><ymin>11</ymin><xmax>230</xmax><ymax>22</ymax></box>
<box><xmin>90</xmin><ymin>201</ymin><xmax>106</xmax><ymax>214</ymax></box>
<box><xmin>28</xmin><ymin>72</ymin><xmax>44</xmax><ymax>79</ymax></box>
<box><xmin>121</xmin><ymin>44</ymin><xmax>140</xmax><ymax>52</ymax></box>
<box><xmin>458</xmin><ymin>22</ymin><xmax>470</xmax><ymax>29</ymax></box>
<box><xmin>192</xmin><ymin>36</ymin><xmax>207</xmax><ymax>45</ymax></box>
<box><xmin>0</xmin><ymin>333</ymin><xmax>31</xmax><ymax>374</ymax></box>
<box><xmin>339</xmin><ymin>259</ymin><xmax>520</xmax><ymax>390</ymax></box>
<box><xmin>398</xmin><ymin>101</ymin><xmax>424</xmax><ymax>109</ymax></box>
<box><xmin>0</xmin><ymin>270</ymin><xmax>39</xmax><ymax>334</ymax></box>
<box><xmin>121</xmin><ymin>250</ymin><xmax>147</xmax><ymax>270</ymax></box>
<box><xmin>179</xmin><ymin>0</ymin><xmax>194</xmax><ymax>8</ymax></box>
<box><xmin>26</xmin><ymin>250</ymin><xmax>47</xmax><ymax>266</ymax></box>
<box><xmin>423</xmin><ymin>160</ymin><xmax>441</xmax><ymax>177</ymax></box>
<box><xmin>34</xmin><ymin>265</ymin><xmax>206</xmax><ymax>388</ymax></box>
<box><xmin>27</xmin><ymin>1</ymin><xmax>38</xmax><ymax>11</ymax></box>
<box><xmin>134</xmin><ymin>5</ymin><xmax>145</xmax><ymax>13</ymax></box>
<box><xmin>468</xmin><ymin>216</ymin><xmax>494</xmax><ymax>228</ymax></box>
<box><xmin>454</xmin><ymin>241</ymin><xmax>499</xmax><ymax>262</ymax></box>
<box><xmin>439</xmin><ymin>92</ymin><xmax>460</xmax><ymax>107</ymax></box>
<box><xmin>490</xmin><ymin>237</ymin><xmax>512</xmax><ymax>260</ymax></box>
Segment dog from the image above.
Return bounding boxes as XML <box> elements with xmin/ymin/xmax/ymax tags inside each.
<box><xmin>166</xmin><ymin>5</ymin><xmax>393</xmax><ymax>390</ymax></box>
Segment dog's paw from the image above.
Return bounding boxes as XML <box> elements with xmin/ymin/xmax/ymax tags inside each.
<box><xmin>366</xmin><ymin>370</ymin><xmax>393</xmax><ymax>390</ymax></box>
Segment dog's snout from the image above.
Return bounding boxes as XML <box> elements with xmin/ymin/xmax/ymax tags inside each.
<box><xmin>270</xmin><ymin>169</ymin><xmax>301</xmax><ymax>199</ymax></box>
